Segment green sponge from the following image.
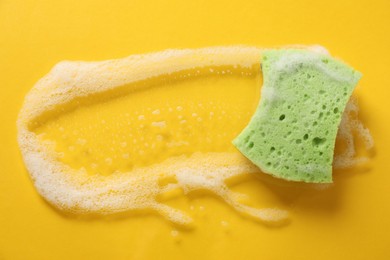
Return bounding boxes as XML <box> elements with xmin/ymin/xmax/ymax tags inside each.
<box><xmin>233</xmin><ymin>49</ymin><xmax>361</xmax><ymax>183</ymax></box>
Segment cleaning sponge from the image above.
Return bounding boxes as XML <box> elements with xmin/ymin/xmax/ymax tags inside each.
<box><xmin>233</xmin><ymin>49</ymin><xmax>361</xmax><ymax>183</ymax></box>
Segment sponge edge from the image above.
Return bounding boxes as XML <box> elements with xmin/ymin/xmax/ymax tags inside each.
<box><xmin>233</xmin><ymin>49</ymin><xmax>362</xmax><ymax>183</ymax></box>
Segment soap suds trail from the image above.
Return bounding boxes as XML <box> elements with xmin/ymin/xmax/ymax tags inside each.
<box><xmin>17</xmin><ymin>46</ymin><xmax>373</xmax><ymax>226</ymax></box>
<box><xmin>334</xmin><ymin>96</ymin><xmax>374</xmax><ymax>168</ymax></box>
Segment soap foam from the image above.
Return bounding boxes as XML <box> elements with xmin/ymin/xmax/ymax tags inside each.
<box><xmin>17</xmin><ymin>46</ymin><xmax>372</xmax><ymax>226</ymax></box>
<box><xmin>334</xmin><ymin>96</ymin><xmax>374</xmax><ymax>168</ymax></box>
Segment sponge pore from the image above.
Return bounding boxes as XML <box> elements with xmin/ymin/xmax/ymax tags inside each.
<box><xmin>233</xmin><ymin>49</ymin><xmax>362</xmax><ymax>183</ymax></box>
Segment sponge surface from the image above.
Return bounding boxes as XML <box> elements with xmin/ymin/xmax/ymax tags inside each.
<box><xmin>233</xmin><ymin>49</ymin><xmax>361</xmax><ymax>183</ymax></box>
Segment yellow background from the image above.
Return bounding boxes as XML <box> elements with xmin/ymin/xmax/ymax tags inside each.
<box><xmin>1</xmin><ymin>0</ymin><xmax>390</xmax><ymax>259</ymax></box>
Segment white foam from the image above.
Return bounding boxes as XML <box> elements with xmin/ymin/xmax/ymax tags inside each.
<box><xmin>272</xmin><ymin>52</ymin><xmax>359</xmax><ymax>84</ymax></box>
<box><xmin>334</xmin><ymin>97</ymin><xmax>374</xmax><ymax>168</ymax></box>
<box><xmin>17</xmin><ymin>46</ymin><xmax>372</xmax><ymax>226</ymax></box>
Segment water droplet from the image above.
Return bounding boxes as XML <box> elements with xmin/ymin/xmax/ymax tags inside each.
<box><xmin>171</xmin><ymin>230</ymin><xmax>181</xmax><ymax>243</ymax></box>
<box><xmin>105</xmin><ymin>158</ymin><xmax>113</xmax><ymax>165</ymax></box>
<box><xmin>171</xmin><ymin>230</ymin><xmax>179</xmax><ymax>237</ymax></box>
<box><xmin>221</xmin><ymin>220</ymin><xmax>229</xmax><ymax>227</ymax></box>
<box><xmin>77</xmin><ymin>138</ymin><xmax>87</xmax><ymax>146</ymax></box>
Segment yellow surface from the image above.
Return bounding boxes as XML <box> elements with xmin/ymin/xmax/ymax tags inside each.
<box><xmin>1</xmin><ymin>0</ymin><xmax>390</xmax><ymax>259</ymax></box>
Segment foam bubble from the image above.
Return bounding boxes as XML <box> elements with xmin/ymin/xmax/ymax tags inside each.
<box><xmin>152</xmin><ymin>109</ymin><xmax>161</xmax><ymax>115</ymax></box>
<box><xmin>151</xmin><ymin>121</ymin><xmax>167</xmax><ymax>128</ymax></box>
